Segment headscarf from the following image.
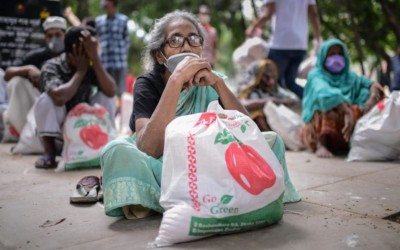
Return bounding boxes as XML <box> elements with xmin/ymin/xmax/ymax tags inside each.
<box><xmin>239</xmin><ymin>59</ymin><xmax>279</xmax><ymax>99</ymax></box>
<box><xmin>302</xmin><ymin>38</ymin><xmax>373</xmax><ymax>123</ymax></box>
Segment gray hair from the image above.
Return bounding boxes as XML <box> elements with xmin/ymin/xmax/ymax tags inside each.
<box><xmin>142</xmin><ymin>10</ymin><xmax>206</xmax><ymax>72</ymax></box>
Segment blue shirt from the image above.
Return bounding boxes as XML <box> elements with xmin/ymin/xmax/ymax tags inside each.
<box><xmin>96</xmin><ymin>13</ymin><xmax>130</xmax><ymax>69</ymax></box>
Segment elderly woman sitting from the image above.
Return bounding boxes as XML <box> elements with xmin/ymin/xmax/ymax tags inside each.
<box><xmin>100</xmin><ymin>10</ymin><xmax>300</xmax><ymax>220</ymax></box>
<box><xmin>301</xmin><ymin>38</ymin><xmax>384</xmax><ymax>158</ymax></box>
<box><xmin>238</xmin><ymin>59</ymin><xmax>298</xmax><ymax>131</ymax></box>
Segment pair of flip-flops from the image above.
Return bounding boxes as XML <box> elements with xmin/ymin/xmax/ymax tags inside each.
<box><xmin>70</xmin><ymin>175</ymin><xmax>103</xmax><ymax>203</ymax></box>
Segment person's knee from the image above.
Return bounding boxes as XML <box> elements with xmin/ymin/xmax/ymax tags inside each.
<box><xmin>7</xmin><ymin>76</ymin><xmax>30</xmax><ymax>93</ymax></box>
<box><xmin>35</xmin><ymin>93</ymin><xmax>53</xmax><ymax>111</ymax></box>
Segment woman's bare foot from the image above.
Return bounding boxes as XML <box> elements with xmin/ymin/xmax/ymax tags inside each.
<box><xmin>316</xmin><ymin>145</ymin><xmax>334</xmax><ymax>158</ymax></box>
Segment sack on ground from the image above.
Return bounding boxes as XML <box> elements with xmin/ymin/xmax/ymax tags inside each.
<box><xmin>57</xmin><ymin>103</ymin><xmax>116</xmax><ymax>171</ymax></box>
<box><xmin>152</xmin><ymin>101</ymin><xmax>285</xmax><ymax>247</ymax></box>
<box><xmin>347</xmin><ymin>91</ymin><xmax>400</xmax><ymax>161</ymax></box>
<box><xmin>11</xmin><ymin>105</ymin><xmax>44</xmax><ymax>154</ymax></box>
<box><xmin>263</xmin><ymin>102</ymin><xmax>305</xmax><ymax>151</ymax></box>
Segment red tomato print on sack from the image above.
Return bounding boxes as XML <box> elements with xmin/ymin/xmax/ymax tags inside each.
<box><xmin>225</xmin><ymin>142</ymin><xmax>276</xmax><ymax>195</ymax></box>
<box><xmin>9</xmin><ymin>125</ymin><xmax>20</xmax><ymax>138</ymax></box>
<box><xmin>80</xmin><ymin>124</ymin><xmax>108</xmax><ymax>150</ymax></box>
<box><xmin>194</xmin><ymin>112</ymin><xmax>217</xmax><ymax>127</ymax></box>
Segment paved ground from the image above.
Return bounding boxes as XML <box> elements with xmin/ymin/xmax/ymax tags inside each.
<box><xmin>0</xmin><ymin>142</ymin><xmax>399</xmax><ymax>250</ymax></box>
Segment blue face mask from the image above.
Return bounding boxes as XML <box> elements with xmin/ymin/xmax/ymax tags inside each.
<box><xmin>160</xmin><ymin>52</ymin><xmax>200</xmax><ymax>73</ymax></box>
<box><xmin>324</xmin><ymin>54</ymin><xmax>345</xmax><ymax>74</ymax></box>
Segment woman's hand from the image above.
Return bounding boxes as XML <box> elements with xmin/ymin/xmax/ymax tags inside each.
<box><xmin>192</xmin><ymin>68</ymin><xmax>221</xmax><ymax>87</ymax></box>
<box><xmin>340</xmin><ymin>103</ymin><xmax>354</xmax><ymax>142</ymax></box>
<box><xmin>171</xmin><ymin>57</ymin><xmax>211</xmax><ymax>88</ymax></box>
<box><xmin>363</xmin><ymin>82</ymin><xmax>385</xmax><ymax>115</ymax></box>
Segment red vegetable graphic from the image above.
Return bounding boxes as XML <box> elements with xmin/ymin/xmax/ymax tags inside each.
<box><xmin>225</xmin><ymin>142</ymin><xmax>276</xmax><ymax>195</ymax></box>
<box><xmin>80</xmin><ymin>125</ymin><xmax>108</xmax><ymax>150</ymax></box>
<box><xmin>194</xmin><ymin>112</ymin><xmax>217</xmax><ymax>127</ymax></box>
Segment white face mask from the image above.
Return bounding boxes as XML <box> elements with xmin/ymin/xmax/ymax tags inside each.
<box><xmin>47</xmin><ymin>37</ymin><xmax>65</xmax><ymax>54</ymax></box>
<box><xmin>160</xmin><ymin>52</ymin><xmax>200</xmax><ymax>73</ymax></box>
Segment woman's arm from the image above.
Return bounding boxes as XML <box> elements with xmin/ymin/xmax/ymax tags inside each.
<box><xmin>213</xmin><ymin>77</ymin><xmax>250</xmax><ymax>116</ymax></box>
<box><xmin>337</xmin><ymin>102</ymin><xmax>354</xmax><ymax>142</ymax></box>
<box><xmin>363</xmin><ymin>82</ymin><xmax>385</xmax><ymax>114</ymax></box>
<box><xmin>135</xmin><ymin>57</ymin><xmax>212</xmax><ymax>158</ymax></box>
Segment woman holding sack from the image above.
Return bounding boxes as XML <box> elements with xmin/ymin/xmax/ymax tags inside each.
<box><xmin>301</xmin><ymin>38</ymin><xmax>385</xmax><ymax>158</ymax></box>
<box><xmin>101</xmin><ymin>10</ymin><xmax>300</xmax><ymax>220</ymax></box>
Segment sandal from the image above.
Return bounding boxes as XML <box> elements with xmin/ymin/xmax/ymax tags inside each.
<box><xmin>35</xmin><ymin>155</ymin><xmax>57</xmax><ymax>169</ymax></box>
<box><xmin>70</xmin><ymin>176</ymin><xmax>100</xmax><ymax>203</ymax></box>
<box><xmin>97</xmin><ymin>176</ymin><xmax>103</xmax><ymax>201</ymax></box>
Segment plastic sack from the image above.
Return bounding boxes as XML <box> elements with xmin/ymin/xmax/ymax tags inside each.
<box><xmin>263</xmin><ymin>102</ymin><xmax>305</xmax><ymax>151</ymax></box>
<box><xmin>347</xmin><ymin>91</ymin><xmax>400</xmax><ymax>161</ymax></box>
<box><xmin>233</xmin><ymin>37</ymin><xmax>269</xmax><ymax>67</ymax></box>
<box><xmin>152</xmin><ymin>101</ymin><xmax>285</xmax><ymax>247</ymax></box>
<box><xmin>57</xmin><ymin>103</ymin><xmax>116</xmax><ymax>171</ymax></box>
<box><xmin>11</xmin><ymin>105</ymin><xmax>44</xmax><ymax>154</ymax></box>
<box><xmin>1</xmin><ymin>110</ymin><xmax>19</xmax><ymax>143</ymax></box>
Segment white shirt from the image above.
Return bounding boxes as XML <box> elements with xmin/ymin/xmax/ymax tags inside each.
<box><xmin>264</xmin><ymin>0</ymin><xmax>316</xmax><ymax>50</ymax></box>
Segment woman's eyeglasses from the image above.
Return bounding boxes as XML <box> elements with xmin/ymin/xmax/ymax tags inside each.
<box><xmin>164</xmin><ymin>35</ymin><xmax>203</xmax><ymax>48</ymax></box>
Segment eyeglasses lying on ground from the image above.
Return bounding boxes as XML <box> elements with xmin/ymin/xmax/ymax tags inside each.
<box><xmin>164</xmin><ymin>35</ymin><xmax>203</xmax><ymax>48</ymax></box>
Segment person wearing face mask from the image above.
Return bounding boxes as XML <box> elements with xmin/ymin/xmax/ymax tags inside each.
<box><xmin>100</xmin><ymin>10</ymin><xmax>300</xmax><ymax>220</ymax></box>
<box><xmin>2</xmin><ymin>16</ymin><xmax>66</xmax><ymax>142</ymax></box>
<box><xmin>300</xmin><ymin>38</ymin><xmax>385</xmax><ymax>158</ymax></box>
<box><xmin>198</xmin><ymin>5</ymin><xmax>218</xmax><ymax>68</ymax></box>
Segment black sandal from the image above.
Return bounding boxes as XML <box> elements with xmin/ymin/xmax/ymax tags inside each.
<box><xmin>35</xmin><ymin>155</ymin><xmax>57</xmax><ymax>169</ymax></box>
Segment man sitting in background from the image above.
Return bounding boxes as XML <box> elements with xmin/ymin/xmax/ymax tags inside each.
<box><xmin>2</xmin><ymin>16</ymin><xmax>66</xmax><ymax>141</ymax></box>
<box><xmin>34</xmin><ymin>26</ymin><xmax>116</xmax><ymax>168</ymax></box>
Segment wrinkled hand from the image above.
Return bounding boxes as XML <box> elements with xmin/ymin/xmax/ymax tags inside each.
<box><xmin>192</xmin><ymin>68</ymin><xmax>221</xmax><ymax>87</ymax></box>
<box><xmin>172</xmin><ymin>57</ymin><xmax>211</xmax><ymax>88</ymax></box>
<box><xmin>342</xmin><ymin>107</ymin><xmax>354</xmax><ymax>142</ymax></box>
<box><xmin>80</xmin><ymin>30</ymin><xmax>99</xmax><ymax>62</ymax></box>
<box><xmin>27</xmin><ymin>66</ymin><xmax>41</xmax><ymax>88</ymax></box>
<box><xmin>68</xmin><ymin>43</ymin><xmax>89</xmax><ymax>73</ymax></box>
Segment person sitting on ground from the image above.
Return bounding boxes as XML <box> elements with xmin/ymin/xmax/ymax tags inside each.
<box><xmin>238</xmin><ymin>59</ymin><xmax>298</xmax><ymax>131</ymax></box>
<box><xmin>301</xmin><ymin>38</ymin><xmax>385</xmax><ymax>158</ymax></box>
<box><xmin>100</xmin><ymin>10</ymin><xmax>300</xmax><ymax>220</ymax></box>
<box><xmin>34</xmin><ymin>25</ymin><xmax>117</xmax><ymax>169</ymax></box>
<box><xmin>3</xmin><ymin>16</ymin><xmax>66</xmax><ymax>140</ymax></box>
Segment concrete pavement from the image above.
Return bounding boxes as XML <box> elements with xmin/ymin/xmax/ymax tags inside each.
<box><xmin>0</xmin><ymin>142</ymin><xmax>399</xmax><ymax>250</ymax></box>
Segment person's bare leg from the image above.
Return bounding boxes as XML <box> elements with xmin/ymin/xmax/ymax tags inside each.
<box><xmin>42</xmin><ymin>136</ymin><xmax>56</xmax><ymax>157</ymax></box>
<box><xmin>35</xmin><ymin>136</ymin><xmax>56</xmax><ymax>167</ymax></box>
<box><xmin>315</xmin><ymin>134</ymin><xmax>334</xmax><ymax>158</ymax></box>
<box><xmin>254</xmin><ymin>116</ymin><xmax>271</xmax><ymax>132</ymax></box>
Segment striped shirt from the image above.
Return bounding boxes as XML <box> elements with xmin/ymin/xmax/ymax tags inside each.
<box><xmin>96</xmin><ymin>13</ymin><xmax>130</xmax><ymax>69</ymax></box>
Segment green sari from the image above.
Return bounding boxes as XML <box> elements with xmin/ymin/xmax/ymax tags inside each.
<box><xmin>101</xmin><ymin>85</ymin><xmax>300</xmax><ymax>217</ymax></box>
